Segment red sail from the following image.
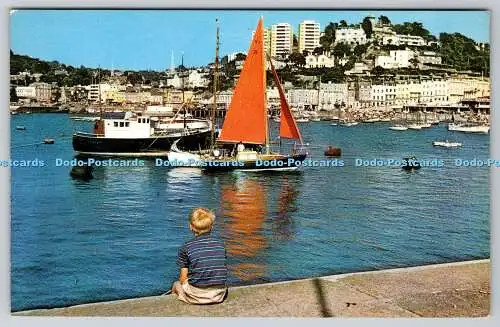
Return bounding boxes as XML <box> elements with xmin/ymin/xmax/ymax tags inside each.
<box><xmin>269</xmin><ymin>59</ymin><xmax>303</xmax><ymax>143</ymax></box>
<box><xmin>218</xmin><ymin>18</ymin><xmax>267</xmax><ymax>145</ymax></box>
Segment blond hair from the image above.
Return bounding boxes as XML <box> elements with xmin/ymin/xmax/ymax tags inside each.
<box><xmin>189</xmin><ymin>208</ymin><xmax>215</xmax><ymax>234</ymax></box>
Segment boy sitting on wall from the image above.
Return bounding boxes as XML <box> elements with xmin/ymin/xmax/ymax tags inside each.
<box><xmin>172</xmin><ymin>208</ymin><xmax>228</xmax><ymax>304</ymax></box>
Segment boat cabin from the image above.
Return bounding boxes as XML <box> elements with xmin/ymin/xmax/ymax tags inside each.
<box><xmin>94</xmin><ymin>112</ymin><xmax>154</xmax><ymax>138</ymax></box>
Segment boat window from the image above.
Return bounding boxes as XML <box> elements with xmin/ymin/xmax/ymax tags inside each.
<box><xmin>120</xmin><ymin>122</ymin><xmax>124</xmax><ymax>127</ymax></box>
<box><xmin>114</xmin><ymin>122</ymin><xmax>118</xmax><ymax>127</ymax></box>
<box><xmin>125</xmin><ymin>122</ymin><xmax>130</xmax><ymax>127</ymax></box>
<box><xmin>146</xmin><ymin>119</ymin><xmax>149</xmax><ymax>123</ymax></box>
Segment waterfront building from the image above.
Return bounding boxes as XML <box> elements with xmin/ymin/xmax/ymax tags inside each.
<box><xmin>371</xmin><ymin>83</ymin><xmax>397</xmax><ymax>107</ymax></box>
<box><xmin>318</xmin><ymin>82</ymin><xmax>347</xmax><ymax>110</ymax></box>
<box><xmin>287</xmin><ymin>88</ymin><xmax>319</xmax><ymax>110</ymax></box>
<box><xmin>270</xmin><ymin>23</ymin><xmax>293</xmax><ymax>58</ymax></box>
<box><xmin>15</xmin><ymin>86</ymin><xmax>36</xmax><ymax>99</ymax></box>
<box><xmin>447</xmin><ymin>76</ymin><xmax>490</xmax><ymax>103</ymax></box>
<box><xmin>354</xmin><ymin>81</ymin><xmax>372</xmax><ymax>107</ymax></box>
<box><xmin>305</xmin><ymin>54</ymin><xmax>334</xmax><ymax>68</ymax></box>
<box><xmin>298</xmin><ymin>20</ymin><xmax>321</xmax><ymax>54</ymax></box>
<box><xmin>31</xmin><ymin>82</ymin><xmax>54</xmax><ymax>103</ymax></box>
<box><xmin>420</xmin><ymin>78</ymin><xmax>447</xmax><ymax>104</ymax></box>
<box><xmin>335</xmin><ymin>27</ymin><xmax>367</xmax><ymax>46</ymax></box>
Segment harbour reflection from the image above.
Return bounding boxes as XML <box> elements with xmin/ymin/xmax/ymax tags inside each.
<box><xmin>220</xmin><ymin>177</ymin><xmax>267</xmax><ymax>281</ymax></box>
<box><xmin>218</xmin><ymin>173</ymin><xmax>301</xmax><ymax>282</ymax></box>
<box><xmin>272</xmin><ymin>177</ymin><xmax>299</xmax><ymax>241</ymax></box>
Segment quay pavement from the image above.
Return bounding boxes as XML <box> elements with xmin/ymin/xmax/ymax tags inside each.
<box><xmin>14</xmin><ymin>259</ymin><xmax>490</xmax><ymax>317</ymax></box>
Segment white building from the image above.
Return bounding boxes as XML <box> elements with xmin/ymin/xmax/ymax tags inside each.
<box><xmin>335</xmin><ymin>27</ymin><xmax>367</xmax><ymax>46</ymax></box>
<box><xmin>298</xmin><ymin>20</ymin><xmax>321</xmax><ymax>54</ymax></box>
<box><xmin>420</xmin><ymin>79</ymin><xmax>447</xmax><ymax>104</ymax></box>
<box><xmin>344</xmin><ymin>62</ymin><xmax>371</xmax><ymax>75</ymax></box>
<box><xmin>318</xmin><ymin>82</ymin><xmax>347</xmax><ymax>110</ymax></box>
<box><xmin>287</xmin><ymin>88</ymin><xmax>318</xmax><ymax>110</ymax></box>
<box><xmin>188</xmin><ymin>70</ymin><xmax>208</xmax><ymax>88</ymax></box>
<box><xmin>371</xmin><ymin>84</ymin><xmax>397</xmax><ymax>107</ymax></box>
<box><xmin>382</xmin><ymin>34</ymin><xmax>426</xmax><ymax>47</ymax></box>
<box><xmin>375</xmin><ymin>49</ymin><xmax>416</xmax><ymax>69</ymax></box>
<box><xmin>270</xmin><ymin>23</ymin><xmax>293</xmax><ymax>57</ymax></box>
<box><xmin>305</xmin><ymin>54</ymin><xmax>334</xmax><ymax>68</ymax></box>
<box><xmin>15</xmin><ymin>86</ymin><xmax>36</xmax><ymax>99</ymax></box>
<box><xmin>167</xmin><ymin>74</ymin><xmax>182</xmax><ymax>89</ymax></box>
<box><xmin>88</xmin><ymin>83</ymin><xmax>120</xmax><ymax>103</ymax></box>
<box><xmin>417</xmin><ymin>51</ymin><xmax>442</xmax><ymax>66</ymax></box>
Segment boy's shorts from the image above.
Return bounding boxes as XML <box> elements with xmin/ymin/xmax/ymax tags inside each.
<box><xmin>172</xmin><ymin>281</ymin><xmax>227</xmax><ymax>304</ymax></box>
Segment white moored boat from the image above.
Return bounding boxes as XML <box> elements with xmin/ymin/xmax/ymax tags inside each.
<box><xmin>389</xmin><ymin>125</ymin><xmax>408</xmax><ymax>131</ymax></box>
<box><xmin>432</xmin><ymin>140</ymin><xmax>462</xmax><ymax>148</ymax></box>
<box><xmin>408</xmin><ymin>123</ymin><xmax>422</xmax><ymax>130</ymax></box>
<box><xmin>448</xmin><ymin>123</ymin><xmax>489</xmax><ymax>134</ymax></box>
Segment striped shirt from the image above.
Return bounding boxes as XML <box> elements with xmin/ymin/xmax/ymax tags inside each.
<box><xmin>177</xmin><ymin>233</ymin><xmax>228</xmax><ymax>288</ymax></box>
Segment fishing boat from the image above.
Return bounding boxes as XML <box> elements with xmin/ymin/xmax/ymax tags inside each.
<box><xmin>296</xmin><ymin>117</ymin><xmax>310</xmax><ymax>123</ymax></box>
<box><xmin>448</xmin><ymin>123</ymin><xmax>489</xmax><ymax>134</ymax></box>
<box><xmin>15</xmin><ymin>126</ymin><xmax>26</xmax><ymax>130</ymax></box>
<box><xmin>432</xmin><ymin>140</ymin><xmax>462</xmax><ymax>148</ymax></box>
<box><xmin>200</xmin><ymin>18</ymin><xmax>307</xmax><ymax>172</ymax></box>
<box><xmin>72</xmin><ymin>111</ymin><xmax>211</xmax><ymax>156</ymax></box>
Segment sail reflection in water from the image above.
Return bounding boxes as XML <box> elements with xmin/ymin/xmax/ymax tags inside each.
<box><xmin>219</xmin><ymin>177</ymin><xmax>268</xmax><ymax>281</ymax></box>
<box><xmin>217</xmin><ymin>174</ymin><xmax>302</xmax><ymax>283</ymax></box>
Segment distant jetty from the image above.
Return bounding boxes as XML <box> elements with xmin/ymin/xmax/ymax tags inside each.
<box><xmin>15</xmin><ymin>105</ymin><xmax>69</xmax><ymax>113</ymax></box>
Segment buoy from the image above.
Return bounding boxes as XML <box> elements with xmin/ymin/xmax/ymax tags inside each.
<box><xmin>324</xmin><ymin>146</ymin><xmax>341</xmax><ymax>157</ymax></box>
<box><xmin>70</xmin><ymin>166</ymin><xmax>93</xmax><ymax>180</ymax></box>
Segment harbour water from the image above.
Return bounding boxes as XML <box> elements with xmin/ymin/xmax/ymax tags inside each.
<box><xmin>10</xmin><ymin>113</ymin><xmax>490</xmax><ymax>311</ymax></box>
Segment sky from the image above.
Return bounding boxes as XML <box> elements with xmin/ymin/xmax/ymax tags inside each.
<box><xmin>9</xmin><ymin>10</ymin><xmax>490</xmax><ymax>71</ymax></box>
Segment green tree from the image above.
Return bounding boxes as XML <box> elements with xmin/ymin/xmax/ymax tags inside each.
<box><xmin>10</xmin><ymin>86</ymin><xmax>18</xmax><ymax>103</ymax></box>
<box><xmin>332</xmin><ymin>43</ymin><xmax>351</xmax><ymax>58</ymax></box>
<box><xmin>361</xmin><ymin>17</ymin><xmax>373</xmax><ymax>39</ymax></box>
<box><xmin>379</xmin><ymin>15</ymin><xmax>391</xmax><ymax>25</ymax></box>
<box><xmin>288</xmin><ymin>51</ymin><xmax>306</xmax><ymax>67</ymax></box>
<box><xmin>339</xmin><ymin>20</ymin><xmax>348</xmax><ymax>28</ymax></box>
<box><xmin>409</xmin><ymin>57</ymin><xmax>420</xmax><ymax>69</ymax></box>
<box><xmin>320</xmin><ymin>22</ymin><xmax>338</xmax><ymax>49</ymax></box>
<box><xmin>235</xmin><ymin>53</ymin><xmax>247</xmax><ymax>61</ymax></box>
<box><xmin>372</xmin><ymin>66</ymin><xmax>386</xmax><ymax>76</ymax></box>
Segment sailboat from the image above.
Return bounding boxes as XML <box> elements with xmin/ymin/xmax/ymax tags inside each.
<box><xmin>201</xmin><ymin>18</ymin><xmax>307</xmax><ymax>172</ymax></box>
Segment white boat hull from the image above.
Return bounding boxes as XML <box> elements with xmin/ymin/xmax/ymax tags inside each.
<box><xmin>389</xmin><ymin>126</ymin><xmax>408</xmax><ymax>131</ymax></box>
<box><xmin>448</xmin><ymin>123</ymin><xmax>489</xmax><ymax>134</ymax></box>
<box><xmin>433</xmin><ymin>141</ymin><xmax>462</xmax><ymax>148</ymax></box>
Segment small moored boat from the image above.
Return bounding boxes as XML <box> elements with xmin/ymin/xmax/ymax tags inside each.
<box><xmin>432</xmin><ymin>140</ymin><xmax>462</xmax><ymax>148</ymax></box>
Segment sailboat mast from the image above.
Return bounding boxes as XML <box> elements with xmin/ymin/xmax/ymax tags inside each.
<box><xmin>262</xmin><ymin>18</ymin><xmax>269</xmax><ymax>153</ymax></box>
<box><xmin>98</xmin><ymin>67</ymin><xmax>102</xmax><ymax>119</ymax></box>
<box><xmin>211</xmin><ymin>18</ymin><xmax>220</xmax><ymax>150</ymax></box>
<box><xmin>181</xmin><ymin>53</ymin><xmax>186</xmax><ymax>128</ymax></box>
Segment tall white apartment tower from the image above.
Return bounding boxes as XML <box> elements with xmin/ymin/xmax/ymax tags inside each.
<box><xmin>270</xmin><ymin>23</ymin><xmax>293</xmax><ymax>57</ymax></box>
<box><xmin>298</xmin><ymin>20</ymin><xmax>320</xmax><ymax>54</ymax></box>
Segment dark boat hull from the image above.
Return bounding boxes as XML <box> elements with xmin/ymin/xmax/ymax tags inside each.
<box><xmin>72</xmin><ymin>131</ymin><xmax>211</xmax><ymax>156</ymax></box>
<box><xmin>202</xmin><ymin>154</ymin><xmax>307</xmax><ymax>173</ymax></box>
